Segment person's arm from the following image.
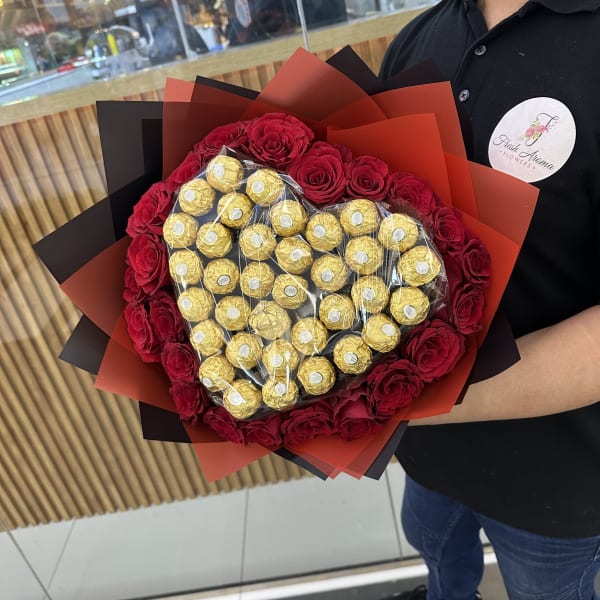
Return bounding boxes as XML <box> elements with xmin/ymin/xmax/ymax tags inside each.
<box><xmin>411</xmin><ymin>305</ymin><xmax>600</xmax><ymax>425</ymax></box>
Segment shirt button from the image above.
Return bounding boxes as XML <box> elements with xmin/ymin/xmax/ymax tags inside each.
<box><xmin>458</xmin><ymin>89</ymin><xmax>471</xmax><ymax>102</ymax></box>
<box><xmin>474</xmin><ymin>45</ymin><xmax>487</xmax><ymax>56</ymax></box>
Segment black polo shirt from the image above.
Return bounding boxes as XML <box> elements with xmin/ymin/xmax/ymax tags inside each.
<box><xmin>381</xmin><ymin>0</ymin><xmax>600</xmax><ymax>537</ymax></box>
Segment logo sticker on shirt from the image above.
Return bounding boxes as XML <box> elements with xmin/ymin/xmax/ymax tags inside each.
<box><xmin>488</xmin><ymin>97</ymin><xmax>576</xmax><ymax>183</ymax></box>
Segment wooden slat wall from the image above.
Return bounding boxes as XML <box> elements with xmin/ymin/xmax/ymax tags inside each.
<box><xmin>0</xmin><ymin>36</ymin><xmax>393</xmax><ymax>531</ymax></box>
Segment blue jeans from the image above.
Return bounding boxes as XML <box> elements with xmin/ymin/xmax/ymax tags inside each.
<box><xmin>402</xmin><ymin>476</ymin><xmax>600</xmax><ymax>600</ymax></box>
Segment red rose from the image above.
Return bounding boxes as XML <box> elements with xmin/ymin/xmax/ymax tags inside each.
<box><xmin>166</xmin><ymin>149</ymin><xmax>205</xmax><ymax>188</ymax></box>
<box><xmin>203</xmin><ymin>406</ymin><xmax>245</xmax><ymax>444</ymax></box>
<box><xmin>281</xmin><ymin>401</ymin><xmax>334</xmax><ymax>446</ymax></box>
<box><xmin>148</xmin><ymin>291</ymin><xmax>185</xmax><ymax>344</ymax></box>
<box><xmin>367</xmin><ymin>358</ymin><xmax>424</xmax><ymax>416</ymax></box>
<box><xmin>123</xmin><ymin>266</ymin><xmax>147</xmax><ymax>304</ymax></box>
<box><xmin>288</xmin><ymin>142</ymin><xmax>346</xmax><ymax>204</ymax></box>
<box><xmin>331</xmin><ymin>143</ymin><xmax>353</xmax><ymax>164</ymax></box>
<box><xmin>126</xmin><ymin>181</ymin><xmax>175</xmax><ymax>237</ymax></box>
<box><xmin>454</xmin><ymin>236</ymin><xmax>492</xmax><ymax>285</ymax></box>
<box><xmin>161</xmin><ymin>342</ymin><xmax>198</xmax><ymax>383</ymax></box>
<box><xmin>346</xmin><ymin>155</ymin><xmax>389</xmax><ymax>200</ymax></box>
<box><xmin>124</xmin><ymin>302</ymin><xmax>161</xmax><ymax>362</ymax></box>
<box><xmin>431</xmin><ymin>206</ymin><xmax>466</xmax><ymax>253</ymax></box>
<box><xmin>405</xmin><ymin>319</ymin><xmax>466</xmax><ymax>382</ymax></box>
<box><xmin>335</xmin><ymin>396</ymin><xmax>382</xmax><ymax>441</ymax></box>
<box><xmin>194</xmin><ymin>121</ymin><xmax>249</xmax><ymax>159</ymax></box>
<box><xmin>451</xmin><ymin>283</ymin><xmax>486</xmax><ymax>335</ymax></box>
<box><xmin>386</xmin><ymin>172</ymin><xmax>439</xmax><ymax>217</ymax></box>
<box><xmin>246</xmin><ymin>113</ymin><xmax>314</xmax><ymax>168</ymax></box>
<box><xmin>170</xmin><ymin>381</ymin><xmax>207</xmax><ymax>422</ymax></box>
<box><xmin>126</xmin><ymin>233</ymin><xmax>169</xmax><ymax>295</ymax></box>
<box><xmin>242</xmin><ymin>414</ymin><xmax>283</xmax><ymax>450</ymax></box>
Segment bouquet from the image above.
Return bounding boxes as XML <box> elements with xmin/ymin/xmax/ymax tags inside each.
<box><xmin>34</xmin><ymin>47</ymin><xmax>538</xmax><ymax>481</ymax></box>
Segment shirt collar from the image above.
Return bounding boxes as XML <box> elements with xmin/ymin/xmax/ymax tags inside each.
<box><xmin>527</xmin><ymin>0</ymin><xmax>600</xmax><ymax>13</ymax></box>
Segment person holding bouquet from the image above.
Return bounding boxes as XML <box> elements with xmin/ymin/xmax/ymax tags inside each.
<box><xmin>380</xmin><ymin>0</ymin><xmax>600</xmax><ymax>598</ymax></box>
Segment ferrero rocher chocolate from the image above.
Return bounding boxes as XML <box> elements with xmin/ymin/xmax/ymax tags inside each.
<box><xmin>196</xmin><ymin>222</ymin><xmax>233</xmax><ymax>258</ymax></box>
<box><xmin>351</xmin><ymin>275</ymin><xmax>390</xmax><ymax>314</ymax></box>
<box><xmin>272</xmin><ymin>274</ymin><xmax>309</xmax><ymax>309</ymax></box>
<box><xmin>225</xmin><ymin>332</ymin><xmax>263</xmax><ymax>369</ymax></box>
<box><xmin>205</xmin><ymin>155</ymin><xmax>244</xmax><ymax>192</ymax></box>
<box><xmin>203</xmin><ymin>258</ymin><xmax>239</xmax><ymax>294</ymax></box>
<box><xmin>345</xmin><ymin>236</ymin><xmax>384</xmax><ymax>275</ymax></box>
<box><xmin>215</xmin><ymin>296</ymin><xmax>251</xmax><ymax>331</ymax></box>
<box><xmin>217</xmin><ymin>192</ymin><xmax>254</xmax><ymax>229</ymax></box>
<box><xmin>262</xmin><ymin>339</ymin><xmax>300</xmax><ymax>376</ymax></box>
<box><xmin>239</xmin><ymin>262</ymin><xmax>275</xmax><ymax>298</ymax></box>
<box><xmin>246</xmin><ymin>168</ymin><xmax>285</xmax><ymax>206</ymax></box>
<box><xmin>163</xmin><ymin>213</ymin><xmax>198</xmax><ymax>248</ymax></box>
<box><xmin>333</xmin><ymin>335</ymin><xmax>373</xmax><ymax>374</ymax></box>
<box><xmin>248</xmin><ymin>301</ymin><xmax>291</xmax><ymax>340</ymax></box>
<box><xmin>223</xmin><ymin>380</ymin><xmax>262</xmax><ymax>420</ymax></box>
<box><xmin>389</xmin><ymin>286</ymin><xmax>430</xmax><ymax>326</ymax></box>
<box><xmin>311</xmin><ymin>255</ymin><xmax>350</xmax><ymax>292</ymax></box>
<box><xmin>190</xmin><ymin>319</ymin><xmax>225</xmax><ymax>356</ymax></box>
<box><xmin>297</xmin><ymin>356</ymin><xmax>336</xmax><ymax>395</ymax></box>
<box><xmin>398</xmin><ymin>246</ymin><xmax>442</xmax><ymax>286</ymax></box>
<box><xmin>305</xmin><ymin>212</ymin><xmax>344</xmax><ymax>252</ymax></box>
<box><xmin>262</xmin><ymin>378</ymin><xmax>299</xmax><ymax>410</ymax></box>
<box><xmin>339</xmin><ymin>199</ymin><xmax>380</xmax><ymax>236</ymax></box>
<box><xmin>177</xmin><ymin>287</ymin><xmax>213</xmax><ymax>322</ymax></box>
<box><xmin>291</xmin><ymin>318</ymin><xmax>329</xmax><ymax>356</ymax></box>
<box><xmin>198</xmin><ymin>354</ymin><xmax>235</xmax><ymax>392</ymax></box>
<box><xmin>178</xmin><ymin>178</ymin><xmax>215</xmax><ymax>216</ymax></box>
<box><xmin>378</xmin><ymin>213</ymin><xmax>419</xmax><ymax>252</ymax></box>
<box><xmin>169</xmin><ymin>250</ymin><xmax>203</xmax><ymax>286</ymax></box>
<box><xmin>270</xmin><ymin>200</ymin><xmax>308</xmax><ymax>236</ymax></box>
<box><xmin>362</xmin><ymin>314</ymin><xmax>401</xmax><ymax>352</ymax></box>
<box><xmin>275</xmin><ymin>237</ymin><xmax>313</xmax><ymax>274</ymax></box>
<box><xmin>239</xmin><ymin>223</ymin><xmax>277</xmax><ymax>260</ymax></box>
<box><xmin>318</xmin><ymin>294</ymin><xmax>355</xmax><ymax>330</ymax></box>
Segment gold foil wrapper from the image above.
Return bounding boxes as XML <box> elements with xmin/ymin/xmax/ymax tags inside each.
<box><xmin>239</xmin><ymin>223</ymin><xmax>277</xmax><ymax>260</ymax></box>
<box><xmin>275</xmin><ymin>237</ymin><xmax>313</xmax><ymax>274</ymax></box>
<box><xmin>270</xmin><ymin>200</ymin><xmax>308</xmax><ymax>236</ymax></box>
<box><xmin>225</xmin><ymin>332</ymin><xmax>263</xmax><ymax>369</ymax></box>
<box><xmin>297</xmin><ymin>356</ymin><xmax>336</xmax><ymax>395</ymax></box>
<box><xmin>339</xmin><ymin>199</ymin><xmax>380</xmax><ymax>236</ymax></box>
<box><xmin>378</xmin><ymin>213</ymin><xmax>419</xmax><ymax>252</ymax></box>
<box><xmin>362</xmin><ymin>314</ymin><xmax>401</xmax><ymax>352</ymax></box>
<box><xmin>169</xmin><ymin>250</ymin><xmax>203</xmax><ymax>286</ymax></box>
<box><xmin>319</xmin><ymin>294</ymin><xmax>355</xmax><ymax>330</ymax></box>
<box><xmin>262</xmin><ymin>378</ymin><xmax>299</xmax><ymax>411</ymax></box>
<box><xmin>272</xmin><ymin>274</ymin><xmax>308</xmax><ymax>309</ymax></box>
<box><xmin>196</xmin><ymin>222</ymin><xmax>233</xmax><ymax>258</ymax></box>
<box><xmin>389</xmin><ymin>286</ymin><xmax>430</xmax><ymax>326</ymax></box>
<box><xmin>205</xmin><ymin>155</ymin><xmax>244</xmax><ymax>192</ymax></box>
<box><xmin>351</xmin><ymin>275</ymin><xmax>390</xmax><ymax>314</ymax></box>
<box><xmin>240</xmin><ymin>262</ymin><xmax>275</xmax><ymax>298</ymax></box>
<box><xmin>198</xmin><ymin>354</ymin><xmax>235</xmax><ymax>392</ymax></box>
<box><xmin>163</xmin><ymin>213</ymin><xmax>198</xmax><ymax>248</ymax></box>
<box><xmin>305</xmin><ymin>212</ymin><xmax>344</xmax><ymax>252</ymax></box>
<box><xmin>177</xmin><ymin>287</ymin><xmax>213</xmax><ymax>322</ymax></box>
<box><xmin>190</xmin><ymin>319</ymin><xmax>225</xmax><ymax>356</ymax></box>
<box><xmin>223</xmin><ymin>380</ymin><xmax>262</xmax><ymax>420</ymax></box>
<box><xmin>215</xmin><ymin>296</ymin><xmax>251</xmax><ymax>331</ymax></box>
<box><xmin>249</xmin><ymin>301</ymin><xmax>291</xmax><ymax>340</ymax></box>
<box><xmin>178</xmin><ymin>178</ymin><xmax>215</xmax><ymax>216</ymax></box>
<box><xmin>217</xmin><ymin>192</ymin><xmax>254</xmax><ymax>229</ymax></box>
<box><xmin>311</xmin><ymin>255</ymin><xmax>350</xmax><ymax>292</ymax></box>
<box><xmin>398</xmin><ymin>246</ymin><xmax>442</xmax><ymax>286</ymax></box>
<box><xmin>333</xmin><ymin>335</ymin><xmax>373</xmax><ymax>375</ymax></box>
<box><xmin>246</xmin><ymin>169</ymin><xmax>285</xmax><ymax>206</ymax></box>
<box><xmin>203</xmin><ymin>258</ymin><xmax>239</xmax><ymax>295</ymax></box>
<box><xmin>345</xmin><ymin>236</ymin><xmax>384</xmax><ymax>275</ymax></box>
<box><xmin>291</xmin><ymin>318</ymin><xmax>329</xmax><ymax>356</ymax></box>
<box><xmin>262</xmin><ymin>339</ymin><xmax>300</xmax><ymax>376</ymax></box>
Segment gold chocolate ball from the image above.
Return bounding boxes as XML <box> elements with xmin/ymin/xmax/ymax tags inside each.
<box><xmin>248</xmin><ymin>301</ymin><xmax>292</xmax><ymax>340</ymax></box>
<box><xmin>240</xmin><ymin>262</ymin><xmax>275</xmax><ymax>298</ymax></box>
<box><xmin>198</xmin><ymin>354</ymin><xmax>235</xmax><ymax>392</ymax></box>
<box><xmin>389</xmin><ymin>286</ymin><xmax>430</xmax><ymax>326</ymax></box>
<box><xmin>178</xmin><ymin>178</ymin><xmax>215</xmax><ymax>217</ymax></box>
<box><xmin>177</xmin><ymin>286</ymin><xmax>213</xmax><ymax>322</ymax></box>
<box><xmin>311</xmin><ymin>255</ymin><xmax>350</xmax><ymax>293</ymax></box>
<box><xmin>270</xmin><ymin>200</ymin><xmax>307</xmax><ymax>236</ymax></box>
<box><xmin>333</xmin><ymin>335</ymin><xmax>373</xmax><ymax>374</ymax></box>
<box><xmin>163</xmin><ymin>213</ymin><xmax>199</xmax><ymax>248</ymax></box>
<box><xmin>272</xmin><ymin>274</ymin><xmax>309</xmax><ymax>309</ymax></box>
<box><xmin>262</xmin><ymin>378</ymin><xmax>299</xmax><ymax>411</ymax></box>
<box><xmin>196</xmin><ymin>222</ymin><xmax>233</xmax><ymax>258</ymax></box>
<box><xmin>205</xmin><ymin>155</ymin><xmax>244</xmax><ymax>192</ymax></box>
<box><xmin>362</xmin><ymin>314</ymin><xmax>401</xmax><ymax>352</ymax></box>
<box><xmin>169</xmin><ymin>250</ymin><xmax>203</xmax><ymax>287</ymax></box>
<box><xmin>291</xmin><ymin>318</ymin><xmax>329</xmax><ymax>356</ymax></box>
<box><xmin>275</xmin><ymin>237</ymin><xmax>313</xmax><ymax>274</ymax></box>
<box><xmin>225</xmin><ymin>332</ymin><xmax>263</xmax><ymax>370</ymax></box>
<box><xmin>351</xmin><ymin>275</ymin><xmax>390</xmax><ymax>314</ymax></box>
<box><xmin>239</xmin><ymin>223</ymin><xmax>277</xmax><ymax>261</ymax></box>
<box><xmin>378</xmin><ymin>213</ymin><xmax>420</xmax><ymax>252</ymax></box>
<box><xmin>262</xmin><ymin>339</ymin><xmax>300</xmax><ymax>376</ymax></box>
<box><xmin>246</xmin><ymin>168</ymin><xmax>285</xmax><ymax>206</ymax></box>
<box><xmin>398</xmin><ymin>246</ymin><xmax>442</xmax><ymax>286</ymax></box>
<box><xmin>190</xmin><ymin>319</ymin><xmax>225</xmax><ymax>357</ymax></box>
<box><xmin>318</xmin><ymin>294</ymin><xmax>355</xmax><ymax>330</ymax></box>
<box><xmin>340</xmin><ymin>199</ymin><xmax>380</xmax><ymax>236</ymax></box>
<box><xmin>305</xmin><ymin>212</ymin><xmax>344</xmax><ymax>252</ymax></box>
<box><xmin>344</xmin><ymin>236</ymin><xmax>385</xmax><ymax>275</ymax></box>
<box><xmin>297</xmin><ymin>356</ymin><xmax>336</xmax><ymax>396</ymax></box>
<box><xmin>223</xmin><ymin>380</ymin><xmax>262</xmax><ymax>420</ymax></box>
<box><xmin>217</xmin><ymin>192</ymin><xmax>254</xmax><ymax>229</ymax></box>
<box><xmin>215</xmin><ymin>296</ymin><xmax>252</xmax><ymax>331</ymax></box>
<box><xmin>203</xmin><ymin>258</ymin><xmax>239</xmax><ymax>295</ymax></box>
